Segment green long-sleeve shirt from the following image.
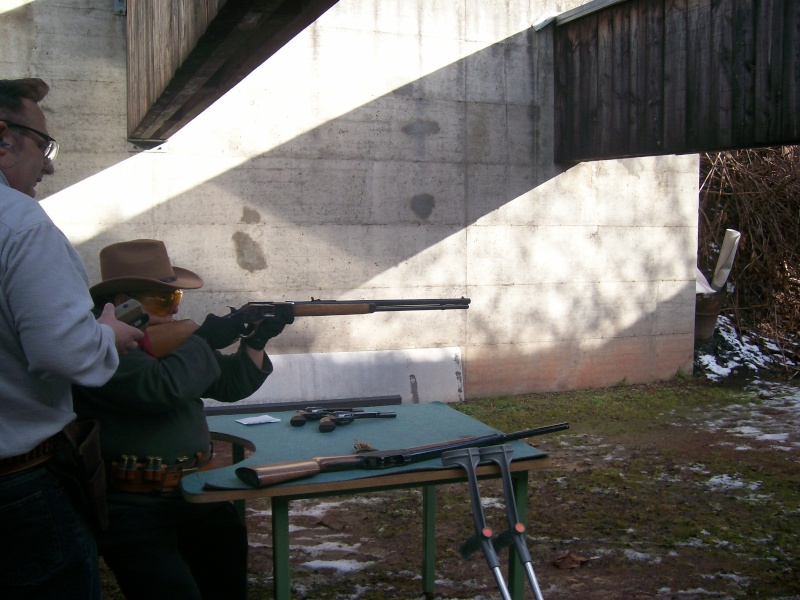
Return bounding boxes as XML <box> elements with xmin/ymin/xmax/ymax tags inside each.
<box><xmin>74</xmin><ymin>334</ymin><xmax>271</xmax><ymax>466</ymax></box>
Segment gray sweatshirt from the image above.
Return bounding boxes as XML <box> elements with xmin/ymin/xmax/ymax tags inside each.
<box><xmin>0</xmin><ymin>173</ymin><xmax>118</xmax><ymax>458</ymax></box>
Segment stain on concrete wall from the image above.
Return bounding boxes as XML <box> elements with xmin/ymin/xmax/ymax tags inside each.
<box><xmin>232</xmin><ymin>231</ymin><xmax>267</xmax><ymax>272</ymax></box>
<box><xmin>241</xmin><ymin>207</ymin><xmax>261</xmax><ymax>224</ymax></box>
<box><xmin>410</xmin><ymin>193</ymin><xmax>435</xmax><ymax>220</ymax></box>
<box><xmin>409</xmin><ymin>374</ymin><xmax>419</xmax><ymax>404</ymax></box>
<box><xmin>402</xmin><ymin>120</ymin><xmax>441</xmax><ymax>136</ymax></box>
<box><xmin>454</xmin><ymin>352</ymin><xmax>463</xmax><ymax>400</ymax></box>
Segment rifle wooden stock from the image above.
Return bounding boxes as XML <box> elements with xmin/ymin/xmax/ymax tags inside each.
<box><xmin>233</xmin><ymin>422</ymin><xmax>569</xmax><ymax>489</ymax></box>
<box><xmin>235</xmin><ymin>455</ymin><xmax>366</xmax><ymax>488</ymax></box>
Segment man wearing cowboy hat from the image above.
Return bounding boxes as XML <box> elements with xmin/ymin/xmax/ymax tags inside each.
<box><xmin>73</xmin><ymin>239</ymin><xmax>292</xmax><ymax>600</ymax></box>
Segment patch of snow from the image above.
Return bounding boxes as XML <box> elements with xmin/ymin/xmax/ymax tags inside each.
<box><xmin>694</xmin><ymin>315</ymin><xmax>793</xmax><ymax>382</ymax></box>
<box><xmin>705</xmin><ymin>474</ymin><xmax>760</xmax><ymax>491</ymax></box>
<box><xmin>480</xmin><ymin>496</ymin><xmax>505</xmax><ymax>509</ymax></box>
<box><xmin>671</xmin><ymin>588</ymin><xmax>734</xmax><ymax>597</ymax></box>
<box><xmin>299</xmin><ymin>559</ymin><xmax>375</xmax><ymax>574</ymax></box>
<box><xmin>294</xmin><ymin>541</ymin><xmax>363</xmax><ymax>557</ymax></box>
<box><xmin>623</xmin><ymin>548</ymin><xmax>659</xmax><ymax>563</ymax></box>
<box><xmin>290</xmin><ymin>500</ymin><xmax>346</xmax><ymax>518</ymax></box>
<box><xmin>702</xmin><ymin>573</ymin><xmax>751</xmax><ymax>585</ymax></box>
<box><xmin>686</xmin><ymin>463</ymin><xmax>711</xmax><ymax>475</ymax></box>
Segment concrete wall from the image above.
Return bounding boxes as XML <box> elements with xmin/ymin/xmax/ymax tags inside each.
<box><xmin>2</xmin><ymin>0</ymin><xmax>698</xmax><ymax>403</ymax></box>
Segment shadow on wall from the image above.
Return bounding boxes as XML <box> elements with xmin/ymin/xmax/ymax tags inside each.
<box><xmin>74</xmin><ymin>26</ymin><xmax>563</xmax><ymax>283</ymax></box>
<box><xmin>65</xmin><ymin>24</ymin><xmax>694</xmax><ymax>391</ymax></box>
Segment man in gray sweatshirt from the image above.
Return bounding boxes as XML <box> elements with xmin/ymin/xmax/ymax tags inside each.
<box><xmin>0</xmin><ymin>77</ymin><xmax>142</xmax><ymax>599</ymax></box>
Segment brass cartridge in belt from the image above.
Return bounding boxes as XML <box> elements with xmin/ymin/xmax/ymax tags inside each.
<box><xmin>144</xmin><ymin>456</ymin><xmax>165</xmax><ymax>481</ymax></box>
<box><xmin>115</xmin><ymin>455</ymin><xmax>129</xmax><ymax>480</ymax></box>
<box><xmin>125</xmin><ymin>455</ymin><xmax>138</xmax><ymax>480</ymax></box>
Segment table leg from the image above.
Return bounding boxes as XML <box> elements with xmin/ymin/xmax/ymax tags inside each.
<box><xmin>508</xmin><ymin>471</ymin><xmax>528</xmax><ymax>600</ymax></box>
<box><xmin>232</xmin><ymin>443</ymin><xmax>246</xmax><ymax>522</ymax></box>
<box><xmin>422</xmin><ymin>484</ymin><xmax>437</xmax><ymax>594</ymax></box>
<box><xmin>272</xmin><ymin>496</ymin><xmax>291</xmax><ymax>600</ymax></box>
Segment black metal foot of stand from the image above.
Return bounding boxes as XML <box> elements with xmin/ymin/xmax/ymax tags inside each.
<box><xmin>442</xmin><ymin>446</ymin><xmax>512</xmax><ymax>600</ymax></box>
<box><xmin>442</xmin><ymin>444</ymin><xmax>545</xmax><ymax>600</ymax></box>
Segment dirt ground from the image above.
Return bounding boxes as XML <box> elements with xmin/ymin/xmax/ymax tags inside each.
<box><xmin>100</xmin><ymin>376</ymin><xmax>800</xmax><ymax>599</ymax></box>
<box><xmin>230</xmin><ymin>378</ymin><xmax>800</xmax><ymax>599</ymax></box>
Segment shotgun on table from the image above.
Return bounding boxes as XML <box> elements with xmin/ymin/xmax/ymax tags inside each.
<box><xmin>230</xmin><ymin>422</ymin><xmax>569</xmax><ymax>489</ymax></box>
<box><xmin>148</xmin><ymin>297</ymin><xmax>470</xmax><ymax>357</ymax></box>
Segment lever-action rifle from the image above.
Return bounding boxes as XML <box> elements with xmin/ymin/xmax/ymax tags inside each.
<box><xmin>148</xmin><ymin>297</ymin><xmax>470</xmax><ymax>357</ymax></box>
<box><xmin>230</xmin><ymin>297</ymin><xmax>470</xmax><ymax>335</ymax></box>
<box><xmin>231</xmin><ymin>422</ymin><xmax>569</xmax><ymax>489</ymax></box>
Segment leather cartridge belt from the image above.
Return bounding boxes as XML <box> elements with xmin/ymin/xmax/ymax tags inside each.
<box><xmin>108</xmin><ymin>448</ymin><xmax>214</xmax><ymax>494</ymax></box>
<box><xmin>0</xmin><ymin>436</ymin><xmax>57</xmax><ymax>477</ymax></box>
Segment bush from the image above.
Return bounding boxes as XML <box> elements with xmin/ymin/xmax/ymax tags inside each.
<box><xmin>699</xmin><ymin>146</ymin><xmax>800</xmax><ymax>369</ymax></box>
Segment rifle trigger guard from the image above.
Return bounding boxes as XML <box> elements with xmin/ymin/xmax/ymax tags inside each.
<box><xmin>239</xmin><ymin>323</ymin><xmax>258</xmax><ymax>339</ymax></box>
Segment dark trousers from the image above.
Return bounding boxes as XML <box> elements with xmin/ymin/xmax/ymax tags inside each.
<box><xmin>100</xmin><ymin>499</ymin><xmax>247</xmax><ymax>600</ymax></box>
<box><xmin>0</xmin><ymin>465</ymin><xmax>100</xmax><ymax>600</ymax></box>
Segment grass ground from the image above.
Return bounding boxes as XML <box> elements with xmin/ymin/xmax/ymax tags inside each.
<box><xmin>102</xmin><ymin>376</ymin><xmax>800</xmax><ymax>599</ymax></box>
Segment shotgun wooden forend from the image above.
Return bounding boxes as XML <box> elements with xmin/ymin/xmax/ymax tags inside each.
<box><xmin>148</xmin><ymin>319</ymin><xmax>200</xmax><ymax>358</ymax></box>
<box><xmin>291</xmin><ymin>302</ymin><xmax>375</xmax><ymax>317</ymax></box>
<box><xmin>235</xmin><ymin>454</ymin><xmax>367</xmax><ymax>488</ymax></box>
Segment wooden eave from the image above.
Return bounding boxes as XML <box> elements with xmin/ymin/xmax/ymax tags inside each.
<box><xmin>127</xmin><ymin>0</ymin><xmax>339</xmax><ymax>143</ymax></box>
<box><xmin>552</xmin><ymin>0</ymin><xmax>800</xmax><ymax>163</ymax></box>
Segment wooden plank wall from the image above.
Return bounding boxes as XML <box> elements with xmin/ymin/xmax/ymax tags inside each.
<box><xmin>127</xmin><ymin>0</ymin><xmax>226</xmax><ymax>140</ymax></box>
<box><xmin>554</xmin><ymin>0</ymin><xmax>800</xmax><ymax>162</ymax></box>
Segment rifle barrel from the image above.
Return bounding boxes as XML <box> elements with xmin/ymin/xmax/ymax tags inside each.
<box><xmin>299</xmin><ymin>298</ymin><xmax>471</xmax><ymax>311</ymax></box>
<box><xmin>362</xmin><ymin>422</ymin><xmax>570</xmax><ymax>468</ymax></box>
<box><xmin>373</xmin><ymin>305</ymin><xmax>469</xmax><ymax>311</ymax></box>
<box><xmin>306</xmin><ymin>298</ymin><xmax>470</xmax><ymax>306</ymax></box>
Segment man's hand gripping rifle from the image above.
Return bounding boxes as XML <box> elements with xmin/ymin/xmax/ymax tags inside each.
<box><xmin>228</xmin><ymin>297</ymin><xmax>470</xmax><ymax>338</ymax></box>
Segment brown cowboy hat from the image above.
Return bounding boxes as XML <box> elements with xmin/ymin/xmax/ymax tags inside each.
<box><xmin>89</xmin><ymin>239</ymin><xmax>203</xmax><ymax>299</ymax></box>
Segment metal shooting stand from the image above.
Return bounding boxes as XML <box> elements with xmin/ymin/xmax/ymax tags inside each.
<box><xmin>442</xmin><ymin>444</ymin><xmax>545</xmax><ymax>600</ymax></box>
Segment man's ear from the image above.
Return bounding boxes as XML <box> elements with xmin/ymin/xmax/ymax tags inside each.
<box><xmin>0</xmin><ymin>123</ymin><xmax>18</xmax><ymax>169</ymax></box>
<box><xmin>0</xmin><ymin>122</ymin><xmax>10</xmax><ymax>149</ymax></box>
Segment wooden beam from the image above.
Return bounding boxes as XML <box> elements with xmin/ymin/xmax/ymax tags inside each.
<box><xmin>127</xmin><ymin>0</ymin><xmax>339</xmax><ymax>142</ymax></box>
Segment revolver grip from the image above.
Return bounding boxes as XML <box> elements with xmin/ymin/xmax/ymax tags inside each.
<box><xmin>318</xmin><ymin>416</ymin><xmax>337</xmax><ymax>433</ymax></box>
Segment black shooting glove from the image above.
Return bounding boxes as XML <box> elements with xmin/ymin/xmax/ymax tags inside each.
<box><xmin>243</xmin><ymin>306</ymin><xmax>295</xmax><ymax>351</ymax></box>
<box><xmin>192</xmin><ymin>313</ymin><xmax>246</xmax><ymax>350</ymax></box>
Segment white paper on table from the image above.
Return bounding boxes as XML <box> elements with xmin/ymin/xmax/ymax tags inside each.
<box><xmin>236</xmin><ymin>414</ymin><xmax>281</xmax><ymax>425</ymax></box>
<box><xmin>711</xmin><ymin>229</ymin><xmax>741</xmax><ymax>290</ymax></box>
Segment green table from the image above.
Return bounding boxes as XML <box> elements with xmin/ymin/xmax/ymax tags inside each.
<box><xmin>182</xmin><ymin>402</ymin><xmax>550</xmax><ymax>599</ymax></box>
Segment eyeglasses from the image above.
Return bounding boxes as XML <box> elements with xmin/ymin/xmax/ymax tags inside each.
<box><xmin>131</xmin><ymin>289</ymin><xmax>183</xmax><ymax>317</ymax></box>
<box><xmin>1</xmin><ymin>119</ymin><xmax>59</xmax><ymax>162</ymax></box>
